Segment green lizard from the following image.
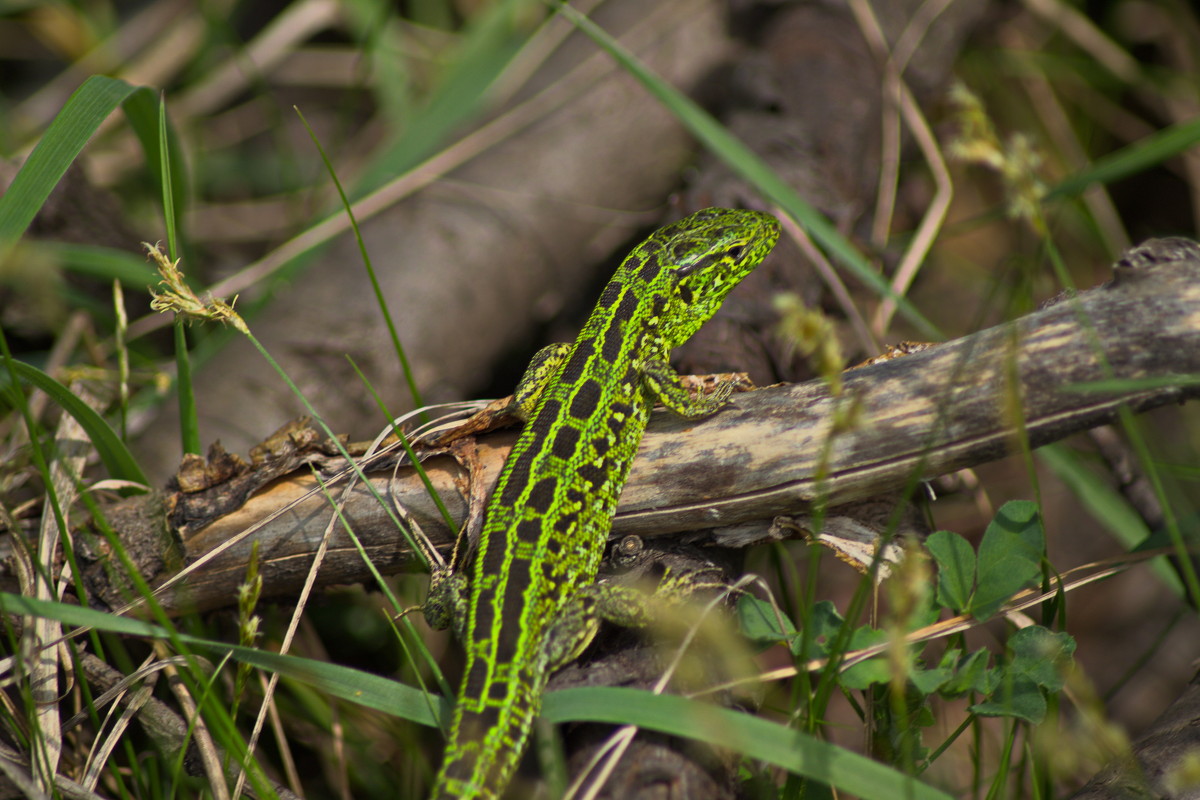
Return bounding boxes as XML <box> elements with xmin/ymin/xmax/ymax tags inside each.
<box><xmin>428</xmin><ymin>207</ymin><xmax>780</xmax><ymax>799</ymax></box>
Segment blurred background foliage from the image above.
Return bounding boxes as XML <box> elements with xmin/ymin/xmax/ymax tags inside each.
<box><xmin>3</xmin><ymin>0</ymin><xmax>1200</xmax><ymax>798</ymax></box>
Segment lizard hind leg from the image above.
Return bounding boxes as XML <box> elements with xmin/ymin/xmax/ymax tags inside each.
<box><xmin>540</xmin><ymin>573</ymin><xmax>718</xmax><ymax>674</ymax></box>
<box><xmin>423</xmin><ymin>568</ymin><xmax>469</xmax><ymax>638</ymax></box>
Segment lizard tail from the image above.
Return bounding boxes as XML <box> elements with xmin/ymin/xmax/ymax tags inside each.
<box><xmin>429</xmin><ymin>689</ymin><xmax>540</xmax><ymax>799</ymax></box>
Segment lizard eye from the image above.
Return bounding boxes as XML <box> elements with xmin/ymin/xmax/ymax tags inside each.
<box><xmin>728</xmin><ymin>244</ymin><xmax>747</xmax><ymax>260</ymax></box>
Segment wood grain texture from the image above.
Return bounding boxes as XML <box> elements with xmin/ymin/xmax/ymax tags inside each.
<box><xmin>81</xmin><ymin>244</ymin><xmax>1200</xmax><ymax>613</ymax></box>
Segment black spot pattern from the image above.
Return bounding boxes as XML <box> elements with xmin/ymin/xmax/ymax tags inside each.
<box><xmin>616</xmin><ymin>288</ymin><xmax>639</xmax><ymax>323</ymax></box>
<box><xmin>498</xmin><ymin>566</ymin><xmax>530</xmax><ymax>652</ymax></box>
<box><xmin>551</xmin><ymin>426</ymin><xmax>580</xmax><ymax>460</ymax></box>
<box><xmin>651</xmin><ymin>294</ymin><xmax>666</xmax><ymax>319</ymax></box>
<box><xmin>472</xmin><ymin>706</ymin><xmax>502</xmax><ymax>736</ymax></box>
<box><xmin>577</xmin><ymin>463</ymin><xmax>607</xmax><ymax>486</ymax></box>
<box><xmin>601</xmin><ymin>317</ymin><xmax>624</xmax><ymax>362</ymax></box>
<box><xmin>560</xmin><ymin>340</ymin><xmax>594</xmax><ymax>384</ymax></box>
<box><xmin>527</xmin><ymin>478</ymin><xmax>557</xmax><ymax>514</ymax></box>
<box><xmin>464</xmin><ymin>659</ymin><xmax>491</xmax><ymax>694</ymax></box>
<box><xmin>516</xmin><ymin>519</ymin><xmax>542</xmax><ymax>545</ymax></box>
<box><xmin>499</xmin><ymin>444</ymin><xmax>539</xmax><ymax>506</ymax></box>
<box><xmin>638</xmin><ymin>254</ymin><xmax>661</xmax><ymax>282</ymax></box>
<box><xmin>597</xmin><ymin>280</ymin><xmax>624</xmax><ymax>307</ymax></box>
<box><xmin>570</xmin><ymin>380</ymin><xmax>602</xmax><ymax>419</ymax></box>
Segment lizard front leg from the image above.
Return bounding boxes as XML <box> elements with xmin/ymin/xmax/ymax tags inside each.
<box><xmin>637</xmin><ymin>357</ymin><xmax>736</xmax><ymax>419</ymax></box>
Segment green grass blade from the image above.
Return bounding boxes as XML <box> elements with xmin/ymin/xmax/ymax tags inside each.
<box><xmin>42</xmin><ymin>242</ymin><xmax>159</xmax><ymax>287</ymax></box>
<box><xmin>0</xmin><ymin>592</ymin><xmax>446</xmax><ymax>727</ymax></box>
<box><xmin>544</xmin><ymin>688</ymin><xmax>954</xmax><ymax>800</ymax></box>
<box><xmin>552</xmin><ymin>2</ymin><xmax>940</xmax><ymax>340</ymax></box>
<box><xmin>150</xmin><ymin>94</ymin><xmax>201</xmax><ymax>456</ymax></box>
<box><xmin>1</xmin><ymin>359</ymin><xmax>148</xmax><ymax>486</ymax></box>
<box><xmin>357</xmin><ymin>0</ymin><xmax>543</xmax><ymax>190</ymax></box>
<box><xmin>1063</xmin><ymin>375</ymin><xmax>1200</xmax><ymax>392</ymax></box>
<box><xmin>0</xmin><ymin>76</ymin><xmax>140</xmax><ymax>249</ymax></box>
<box><xmin>1049</xmin><ymin>115</ymin><xmax>1200</xmax><ymax>200</ymax></box>
<box><xmin>4</xmin><ymin>590</ymin><xmax>949</xmax><ymax>797</ymax></box>
<box><xmin>173</xmin><ymin>318</ymin><xmax>200</xmax><ymax>455</ymax></box>
<box><xmin>297</xmin><ymin>108</ymin><xmax>427</xmax><ymax>412</ymax></box>
<box><xmin>120</xmin><ymin>87</ymin><xmax>190</xmax><ymax>229</ymax></box>
<box><xmin>156</xmin><ymin>96</ymin><xmax>179</xmax><ymax>257</ymax></box>
<box><xmin>350</xmin><ymin>358</ymin><xmax>458</xmax><ymax>534</ymax></box>
<box><xmin>3</xmin><ymin>593</ymin><xmax>956</xmax><ymax>796</ymax></box>
<box><xmin>1037</xmin><ymin>444</ymin><xmax>1179</xmax><ymax>592</ymax></box>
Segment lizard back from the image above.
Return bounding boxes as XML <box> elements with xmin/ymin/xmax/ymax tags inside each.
<box><xmin>431</xmin><ymin>207</ymin><xmax>780</xmax><ymax>798</ymax></box>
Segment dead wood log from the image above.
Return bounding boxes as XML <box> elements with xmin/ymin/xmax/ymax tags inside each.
<box><xmin>78</xmin><ymin>238</ymin><xmax>1200</xmax><ymax>615</ymax></box>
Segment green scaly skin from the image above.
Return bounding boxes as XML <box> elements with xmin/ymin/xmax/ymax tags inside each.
<box><xmin>428</xmin><ymin>207</ymin><xmax>780</xmax><ymax>799</ymax></box>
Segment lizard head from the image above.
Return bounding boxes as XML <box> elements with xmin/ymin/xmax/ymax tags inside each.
<box><xmin>650</xmin><ymin>207</ymin><xmax>781</xmax><ymax>350</ymax></box>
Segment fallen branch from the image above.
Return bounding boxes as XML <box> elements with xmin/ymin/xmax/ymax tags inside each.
<box><xmin>80</xmin><ymin>239</ymin><xmax>1200</xmax><ymax>615</ymax></box>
